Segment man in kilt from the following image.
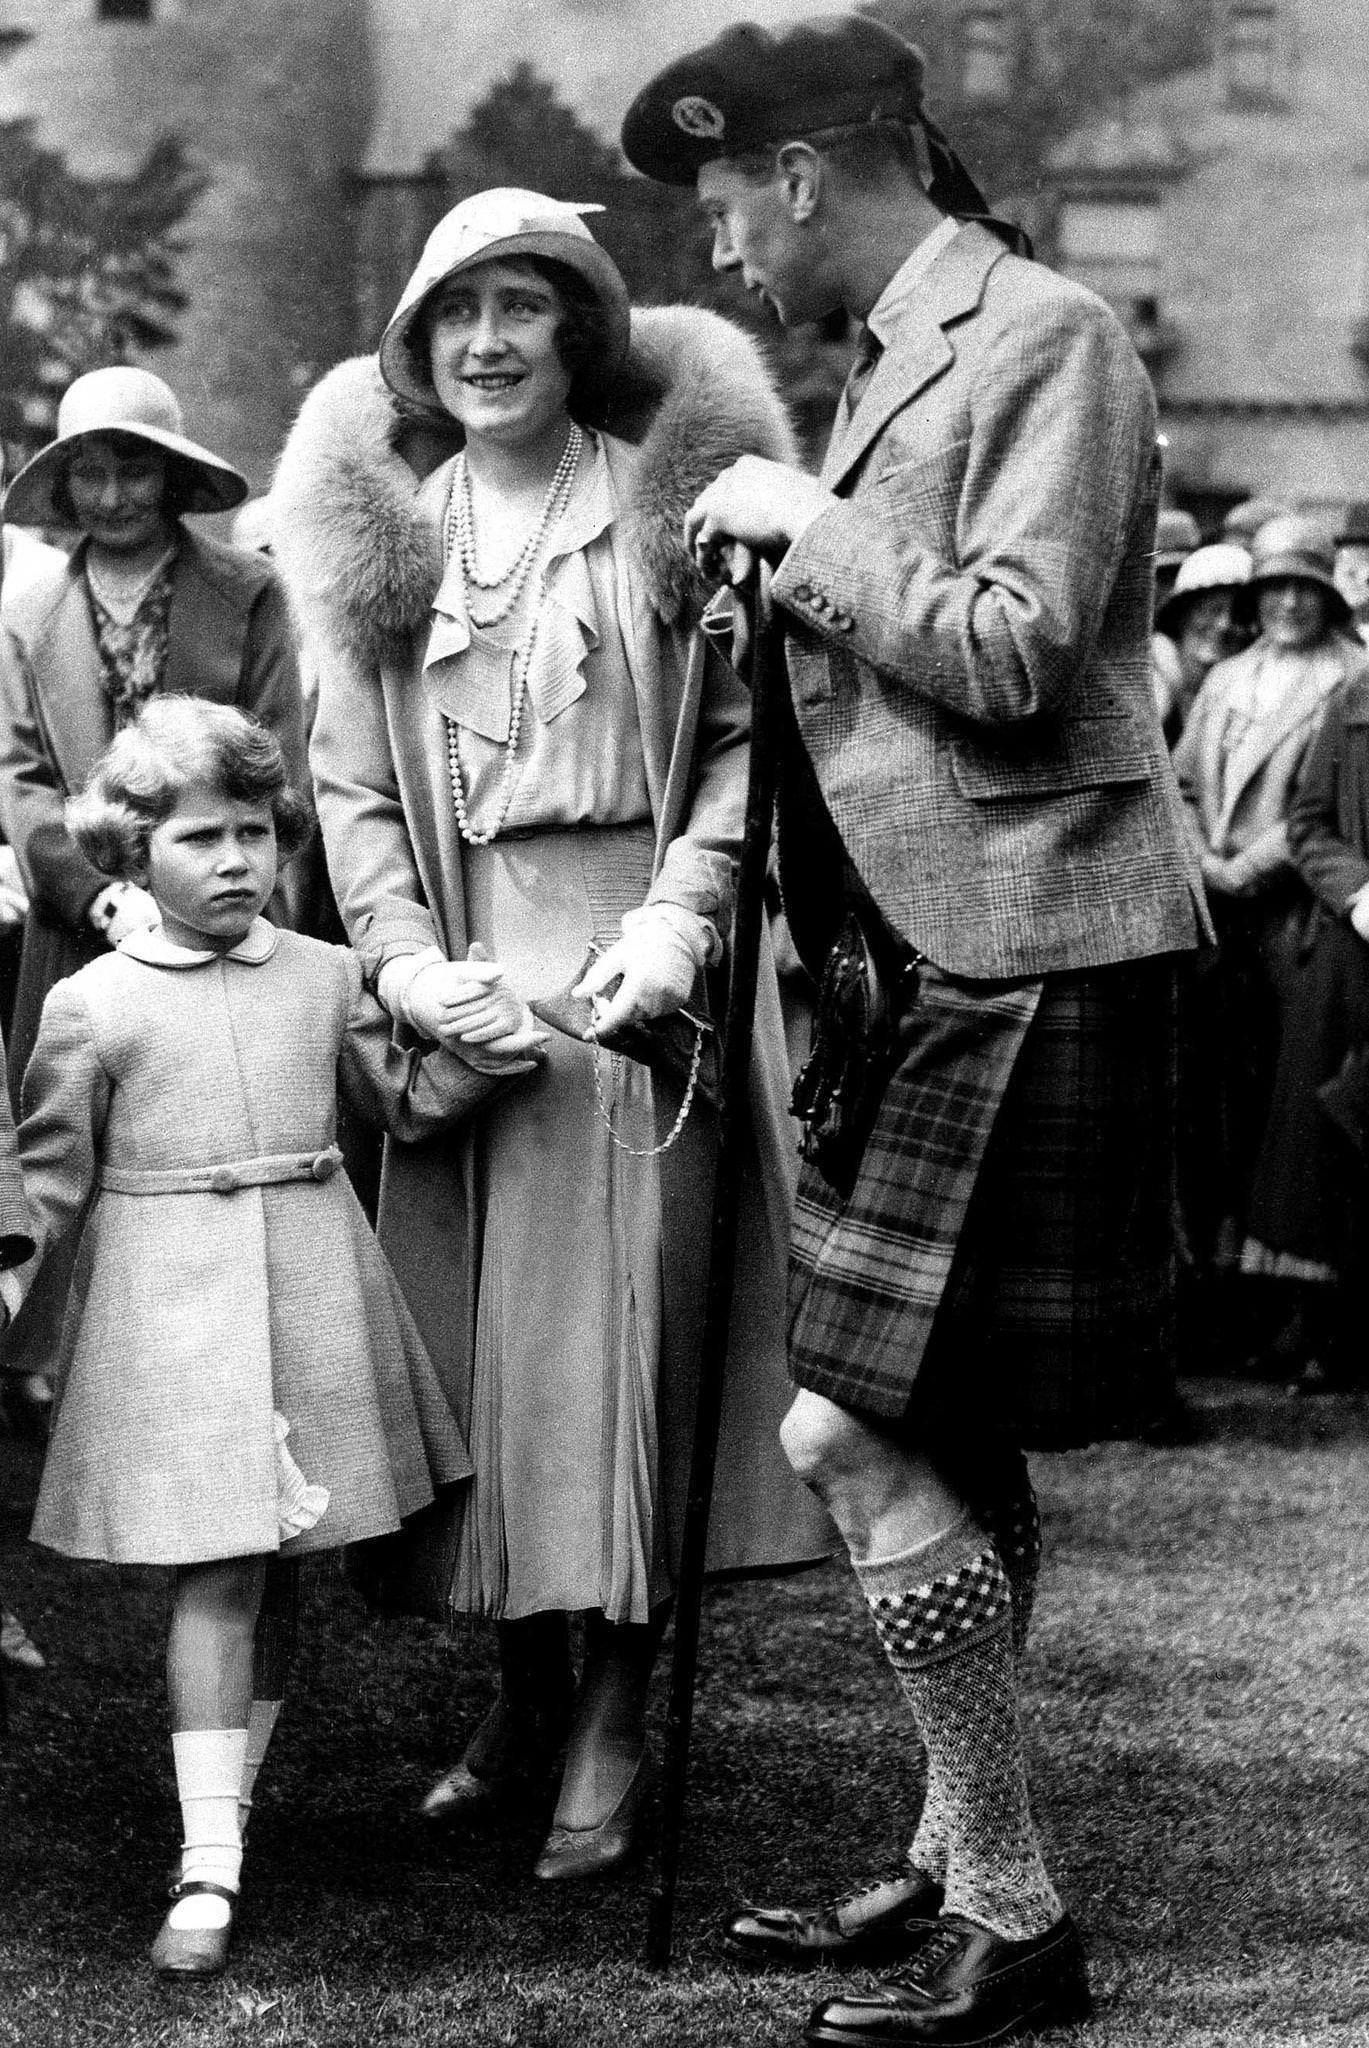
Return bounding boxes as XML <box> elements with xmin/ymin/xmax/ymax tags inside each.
<box><xmin>623</xmin><ymin>17</ymin><xmax>1203</xmax><ymax>2046</ymax></box>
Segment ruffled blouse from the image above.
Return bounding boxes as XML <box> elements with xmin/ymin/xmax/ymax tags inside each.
<box><xmin>419</xmin><ymin>435</ymin><xmax>652</xmax><ymax>835</ymax></box>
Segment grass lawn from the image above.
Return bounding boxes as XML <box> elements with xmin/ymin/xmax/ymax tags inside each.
<box><xmin>2</xmin><ymin>1379</ymin><xmax>1367</xmax><ymax>2047</ymax></box>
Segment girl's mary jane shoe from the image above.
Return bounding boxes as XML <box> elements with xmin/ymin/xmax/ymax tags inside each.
<box><xmin>150</xmin><ymin>1880</ymin><xmax>237</xmax><ymax>1980</ymax></box>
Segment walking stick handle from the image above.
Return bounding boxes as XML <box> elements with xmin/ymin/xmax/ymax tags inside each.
<box><xmin>646</xmin><ymin>563</ymin><xmax>784</xmax><ymax>1970</ymax></box>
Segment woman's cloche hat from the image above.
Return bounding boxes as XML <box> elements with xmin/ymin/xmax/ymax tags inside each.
<box><xmin>378</xmin><ymin>188</ymin><xmax>632</xmax><ymax>416</ymax></box>
<box><xmin>1155</xmin><ymin>542</ymin><xmax>1251</xmax><ymax>637</ymax></box>
<box><xmin>3</xmin><ymin>366</ymin><xmax>249</xmax><ymax>526</ymax></box>
<box><xmin>1245</xmin><ymin>512</ymin><xmax>1350</xmax><ymax>624</ymax></box>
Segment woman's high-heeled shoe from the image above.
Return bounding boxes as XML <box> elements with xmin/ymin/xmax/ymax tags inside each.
<box><xmin>420</xmin><ymin>1693</ymin><xmax>572</xmax><ymax>1825</ymax></box>
<box><xmin>532</xmin><ymin>1751</ymin><xmax>654</xmax><ymax>1882</ymax></box>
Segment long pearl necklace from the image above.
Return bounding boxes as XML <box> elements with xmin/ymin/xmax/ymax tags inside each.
<box><xmin>445</xmin><ymin>425</ymin><xmax>583</xmax><ymax>627</ymax></box>
<box><xmin>85</xmin><ymin>544</ymin><xmax>176</xmax><ymax>624</ymax></box>
<box><xmin>442</xmin><ymin>428</ymin><xmax>583</xmax><ymax>845</ymax></box>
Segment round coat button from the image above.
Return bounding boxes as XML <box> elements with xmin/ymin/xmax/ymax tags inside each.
<box><xmin>310</xmin><ymin>1150</ymin><xmax>339</xmax><ymax>1182</ymax></box>
<box><xmin>208</xmin><ymin>1166</ymin><xmax>238</xmax><ymax>1194</ymax></box>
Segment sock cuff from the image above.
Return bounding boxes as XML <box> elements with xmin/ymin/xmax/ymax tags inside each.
<box><xmin>172</xmin><ymin>1727</ymin><xmax>249</xmax><ymax>1801</ymax></box>
<box><xmin>853</xmin><ymin>1513</ymin><xmax>986</xmax><ymax>1604</ymax></box>
<box><xmin>858</xmin><ymin>1519</ymin><xmax>1013</xmax><ymax>1666</ymax></box>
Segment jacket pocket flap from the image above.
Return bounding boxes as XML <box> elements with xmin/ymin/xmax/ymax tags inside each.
<box><xmin>951</xmin><ymin>717</ymin><xmax>1155</xmax><ymax>801</ymax></box>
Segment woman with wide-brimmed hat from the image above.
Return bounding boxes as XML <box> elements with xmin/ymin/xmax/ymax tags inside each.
<box><xmin>271</xmin><ymin>188</ymin><xmax>831</xmax><ymax>1880</ymax></box>
<box><xmin>0</xmin><ymin>366</ymin><xmax>307</xmax><ymax>1087</ymax></box>
<box><xmin>1153</xmin><ymin>540</ymin><xmax>1253</xmax><ymax>746</ymax></box>
<box><xmin>1174</xmin><ymin>513</ymin><xmax>1366</xmax><ymax>1345</ymax></box>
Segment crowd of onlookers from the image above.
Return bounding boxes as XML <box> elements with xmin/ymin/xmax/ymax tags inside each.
<box><xmin>1155</xmin><ymin>495</ymin><xmax>1369</xmax><ymax>1395</ymax></box>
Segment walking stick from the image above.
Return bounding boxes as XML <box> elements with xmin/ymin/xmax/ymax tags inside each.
<box><xmin>646</xmin><ymin>562</ymin><xmax>785</xmax><ymax>1970</ymax></box>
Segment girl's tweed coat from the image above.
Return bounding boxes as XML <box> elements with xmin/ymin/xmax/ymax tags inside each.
<box><xmin>268</xmin><ymin>307</ymin><xmax>834</xmax><ymax>1584</ymax></box>
<box><xmin>20</xmin><ymin>924</ymin><xmax>483</xmax><ymax>1565</ymax></box>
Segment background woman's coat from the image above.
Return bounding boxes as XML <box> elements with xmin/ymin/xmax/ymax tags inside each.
<box><xmin>0</xmin><ymin>527</ymin><xmax>307</xmax><ymax>1092</ymax></box>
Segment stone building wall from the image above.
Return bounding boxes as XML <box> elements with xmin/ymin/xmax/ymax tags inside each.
<box><xmin>0</xmin><ymin>0</ymin><xmax>372</xmax><ymax>495</ymax></box>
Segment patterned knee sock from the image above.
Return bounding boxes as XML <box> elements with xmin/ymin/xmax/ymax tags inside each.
<box><xmin>963</xmin><ymin>1451</ymin><xmax>1042</xmax><ymax>1657</ymax></box>
<box><xmin>855</xmin><ymin>1516</ymin><xmax>1061</xmax><ymax>1941</ymax></box>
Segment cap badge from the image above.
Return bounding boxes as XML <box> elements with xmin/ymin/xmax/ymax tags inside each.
<box><xmin>671</xmin><ymin>94</ymin><xmax>726</xmax><ymax>140</ymax></box>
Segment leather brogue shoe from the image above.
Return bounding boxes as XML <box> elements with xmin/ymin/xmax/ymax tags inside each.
<box><xmin>725</xmin><ymin>1861</ymin><xmax>943</xmax><ymax>1968</ymax></box>
<box><xmin>805</xmin><ymin>1913</ymin><xmax>1092</xmax><ymax>2046</ymax></box>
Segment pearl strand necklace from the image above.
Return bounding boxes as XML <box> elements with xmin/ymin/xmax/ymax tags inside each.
<box><xmin>85</xmin><ymin>545</ymin><xmax>176</xmax><ymax>625</ymax></box>
<box><xmin>446</xmin><ymin>424</ymin><xmax>582</xmax><ymax>627</ymax></box>
<box><xmin>442</xmin><ymin>428</ymin><xmax>583</xmax><ymax>844</ymax></box>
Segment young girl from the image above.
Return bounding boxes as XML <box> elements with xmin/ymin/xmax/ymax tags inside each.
<box><xmin>13</xmin><ymin>695</ymin><xmax>542</xmax><ymax>1978</ymax></box>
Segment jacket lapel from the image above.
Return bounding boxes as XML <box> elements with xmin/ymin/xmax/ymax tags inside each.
<box><xmin>165</xmin><ymin>533</ymin><xmax>250</xmax><ymax>701</ymax></box>
<box><xmin>820</xmin><ymin>223</ymin><xmax>1003</xmax><ymax>493</ymax></box>
<box><xmin>28</xmin><ymin>562</ymin><xmax>111</xmax><ymax>795</ymax></box>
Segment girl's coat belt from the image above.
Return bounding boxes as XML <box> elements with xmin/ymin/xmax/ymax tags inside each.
<box><xmin>99</xmin><ymin>1146</ymin><xmax>344</xmax><ymax>1196</ymax></box>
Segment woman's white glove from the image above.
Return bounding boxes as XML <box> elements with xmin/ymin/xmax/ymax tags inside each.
<box><xmin>1349</xmin><ymin>889</ymin><xmax>1369</xmax><ymax>943</ymax></box>
<box><xmin>572</xmin><ymin>903</ymin><xmax>715</xmax><ymax>1039</ymax></box>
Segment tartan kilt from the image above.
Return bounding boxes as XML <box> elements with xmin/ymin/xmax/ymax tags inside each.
<box><xmin>788</xmin><ymin>956</ymin><xmax>1179</xmax><ymax>1449</ymax></box>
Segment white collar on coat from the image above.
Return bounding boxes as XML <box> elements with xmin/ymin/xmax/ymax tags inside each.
<box><xmin>117</xmin><ymin>916</ymin><xmax>279</xmax><ymax>969</ymax></box>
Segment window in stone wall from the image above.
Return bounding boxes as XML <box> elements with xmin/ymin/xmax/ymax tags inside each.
<box><xmin>1219</xmin><ymin>0</ymin><xmax>1286</xmax><ymax>109</ymax></box>
<box><xmin>960</xmin><ymin>4</ymin><xmax>1014</xmax><ymax>107</ymax></box>
<box><xmin>1056</xmin><ymin>196</ymin><xmax>1172</xmax><ymax>366</ymax></box>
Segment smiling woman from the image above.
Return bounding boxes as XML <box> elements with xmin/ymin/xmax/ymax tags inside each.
<box><xmin>271</xmin><ymin>185</ymin><xmax>832</xmax><ymax>1890</ymax></box>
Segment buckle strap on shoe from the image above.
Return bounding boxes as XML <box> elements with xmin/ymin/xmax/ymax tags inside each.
<box><xmin>167</xmin><ymin>1879</ymin><xmax>238</xmax><ymax>1905</ymax></box>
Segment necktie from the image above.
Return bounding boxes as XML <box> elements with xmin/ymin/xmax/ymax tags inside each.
<box><xmin>842</xmin><ymin>324</ymin><xmax>883</xmax><ymax>422</ymax></box>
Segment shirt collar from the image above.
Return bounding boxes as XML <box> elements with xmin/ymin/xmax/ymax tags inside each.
<box><xmin>118</xmin><ymin>916</ymin><xmax>279</xmax><ymax>969</ymax></box>
<box><xmin>865</xmin><ymin>215</ymin><xmax>963</xmax><ymax>350</ymax></box>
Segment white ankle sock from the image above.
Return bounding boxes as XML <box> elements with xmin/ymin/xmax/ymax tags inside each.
<box><xmin>170</xmin><ymin>1728</ymin><xmax>247</xmax><ymax>1930</ymax></box>
<box><xmin>239</xmin><ymin>1699</ymin><xmax>282</xmax><ymax>1830</ymax></box>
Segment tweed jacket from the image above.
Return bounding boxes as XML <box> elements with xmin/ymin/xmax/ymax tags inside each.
<box><xmin>268</xmin><ymin>309</ymin><xmax>834</xmax><ymax>1576</ymax></box>
<box><xmin>771</xmin><ymin>222</ymin><xmax>1202</xmax><ymax>980</ymax></box>
<box><xmin>20</xmin><ymin>924</ymin><xmax>481</xmax><ymax>1564</ymax></box>
<box><xmin>1173</xmin><ymin>634</ymin><xmax>1364</xmax><ymax>892</ymax></box>
<box><xmin>0</xmin><ymin>526</ymin><xmax>308</xmax><ymax>1089</ymax></box>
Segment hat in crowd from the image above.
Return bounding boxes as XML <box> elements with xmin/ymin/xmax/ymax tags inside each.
<box><xmin>3</xmin><ymin>366</ymin><xmax>248</xmax><ymax>527</ymax></box>
<box><xmin>1246</xmin><ymin>513</ymin><xmax>1350</xmax><ymax>624</ymax></box>
<box><xmin>1221</xmin><ymin>496</ymin><xmax>1291</xmax><ymax>546</ymax></box>
<box><xmin>378</xmin><ymin>188</ymin><xmax>632</xmax><ymax>416</ymax></box>
<box><xmin>1335</xmin><ymin>500</ymin><xmax>1369</xmax><ymax>548</ymax></box>
<box><xmin>1155</xmin><ymin>542</ymin><xmax>1251</xmax><ymax>637</ymax></box>
<box><xmin>1154</xmin><ymin>507</ymin><xmax>1201</xmax><ymax>576</ymax></box>
<box><xmin>620</xmin><ymin>15</ymin><xmax>1028</xmax><ymax>253</ymax></box>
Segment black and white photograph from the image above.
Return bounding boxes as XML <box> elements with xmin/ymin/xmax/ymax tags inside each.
<box><xmin>0</xmin><ymin>3</ymin><xmax>1364</xmax><ymax>2043</ymax></box>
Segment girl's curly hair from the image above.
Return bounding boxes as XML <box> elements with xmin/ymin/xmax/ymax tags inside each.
<box><xmin>67</xmin><ymin>695</ymin><xmax>313</xmax><ymax>880</ymax></box>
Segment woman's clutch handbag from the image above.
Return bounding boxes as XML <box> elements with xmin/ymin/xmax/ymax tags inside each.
<box><xmin>529</xmin><ymin>946</ymin><xmax>721</xmax><ymax>1112</ymax></box>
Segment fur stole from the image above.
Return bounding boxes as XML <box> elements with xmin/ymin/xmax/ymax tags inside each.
<box><xmin>267</xmin><ymin>305</ymin><xmax>798</xmax><ymax>674</ymax></box>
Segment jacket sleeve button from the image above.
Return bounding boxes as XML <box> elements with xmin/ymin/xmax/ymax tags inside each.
<box><xmin>209</xmin><ymin>1166</ymin><xmax>238</xmax><ymax>1195</ymax></box>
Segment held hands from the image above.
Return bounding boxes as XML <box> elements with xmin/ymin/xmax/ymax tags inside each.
<box><xmin>684</xmin><ymin>456</ymin><xmax>836</xmax><ymax>588</ymax></box>
<box><xmin>572</xmin><ymin>905</ymin><xmax>702</xmax><ymax>1040</ymax></box>
<box><xmin>103</xmin><ymin>882</ymin><xmax>161</xmax><ymax>946</ymax></box>
<box><xmin>405</xmin><ymin>943</ymin><xmax>546</xmax><ymax>1060</ymax></box>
